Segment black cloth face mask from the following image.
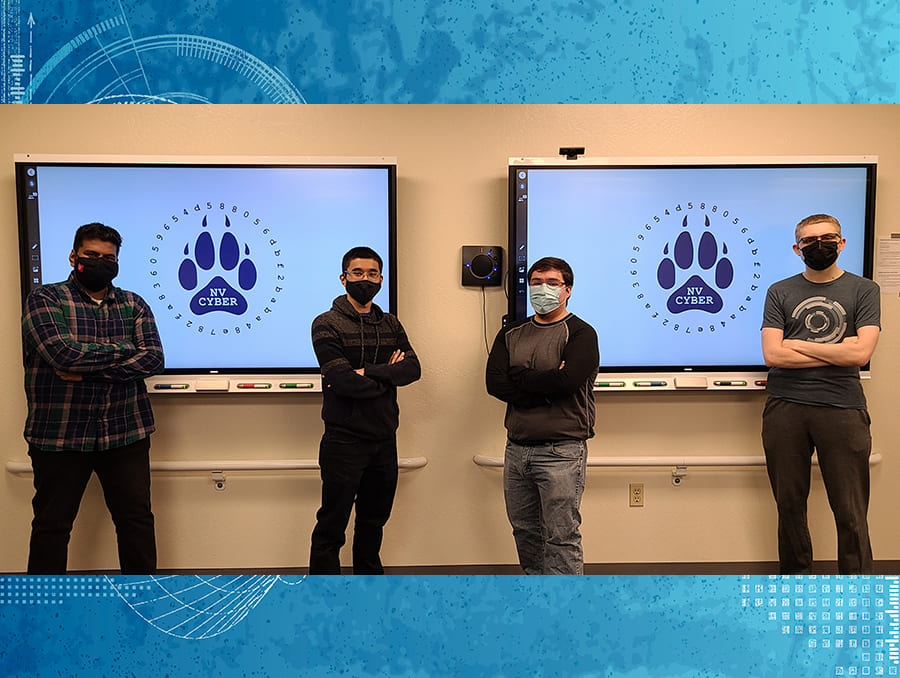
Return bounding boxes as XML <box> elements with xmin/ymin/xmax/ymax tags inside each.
<box><xmin>74</xmin><ymin>257</ymin><xmax>119</xmax><ymax>293</ymax></box>
<box><xmin>800</xmin><ymin>240</ymin><xmax>839</xmax><ymax>271</ymax></box>
<box><xmin>346</xmin><ymin>279</ymin><xmax>381</xmax><ymax>305</ymax></box>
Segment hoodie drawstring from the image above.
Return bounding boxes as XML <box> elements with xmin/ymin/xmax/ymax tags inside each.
<box><xmin>358</xmin><ymin>315</ymin><xmax>365</xmax><ymax>369</ymax></box>
<box><xmin>357</xmin><ymin>315</ymin><xmax>381</xmax><ymax>368</ymax></box>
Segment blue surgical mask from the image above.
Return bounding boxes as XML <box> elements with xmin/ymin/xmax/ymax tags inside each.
<box><xmin>529</xmin><ymin>283</ymin><xmax>563</xmax><ymax>315</ymax></box>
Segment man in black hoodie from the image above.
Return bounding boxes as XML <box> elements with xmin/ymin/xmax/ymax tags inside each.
<box><xmin>309</xmin><ymin>246</ymin><xmax>421</xmax><ymax>574</ymax></box>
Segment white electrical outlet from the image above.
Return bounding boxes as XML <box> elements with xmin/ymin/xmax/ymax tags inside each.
<box><xmin>629</xmin><ymin>482</ymin><xmax>644</xmax><ymax>507</ymax></box>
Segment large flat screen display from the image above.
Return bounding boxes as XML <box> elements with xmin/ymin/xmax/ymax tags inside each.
<box><xmin>509</xmin><ymin>157</ymin><xmax>877</xmax><ymax>390</ymax></box>
<box><xmin>16</xmin><ymin>155</ymin><xmax>397</xmax><ymax>392</ymax></box>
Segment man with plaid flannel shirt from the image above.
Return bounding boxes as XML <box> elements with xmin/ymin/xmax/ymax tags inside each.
<box><xmin>22</xmin><ymin>223</ymin><xmax>164</xmax><ymax>574</ymax></box>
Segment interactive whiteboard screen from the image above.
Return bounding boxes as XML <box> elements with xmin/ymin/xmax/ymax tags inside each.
<box><xmin>509</xmin><ymin>157</ymin><xmax>877</xmax><ymax>389</ymax></box>
<box><xmin>16</xmin><ymin>155</ymin><xmax>396</xmax><ymax>390</ymax></box>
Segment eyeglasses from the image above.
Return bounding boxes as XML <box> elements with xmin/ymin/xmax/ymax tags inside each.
<box><xmin>344</xmin><ymin>269</ymin><xmax>382</xmax><ymax>281</ymax></box>
<box><xmin>797</xmin><ymin>233</ymin><xmax>841</xmax><ymax>247</ymax></box>
<box><xmin>529</xmin><ymin>280</ymin><xmax>567</xmax><ymax>289</ymax></box>
<box><xmin>80</xmin><ymin>251</ymin><xmax>118</xmax><ymax>263</ymax></box>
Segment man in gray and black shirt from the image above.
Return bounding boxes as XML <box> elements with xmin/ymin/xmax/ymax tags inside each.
<box><xmin>486</xmin><ymin>257</ymin><xmax>599</xmax><ymax>574</ymax></box>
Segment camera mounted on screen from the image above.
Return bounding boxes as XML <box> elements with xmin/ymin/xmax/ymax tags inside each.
<box><xmin>559</xmin><ymin>147</ymin><xmax>585</xmax><ymax>160</ymax></box>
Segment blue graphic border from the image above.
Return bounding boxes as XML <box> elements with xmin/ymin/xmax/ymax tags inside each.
<box><xmin>1</xmin><ymin>0</ymin><xmax>897</xmax><ymax>103</ymax></box>
<box><xmin>2</xmin><ymin>575</ymin><xmax>899</xmax><ymax>677</ymax></box>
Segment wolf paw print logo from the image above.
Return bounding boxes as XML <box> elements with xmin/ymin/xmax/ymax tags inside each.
<box><xmin>178</xmin><ymin>217</ymin><xmax>258</xmax><ymax>315</ymax></box>
<box><xmin>631</xmin><ymin>207</ymin><xmax>762</xmax><ymax>334</ymax></box>
<box><xmin>656</xmin><ymin>229</ymin><xmax>734</xmax><ymax>314</ymax></box>
<box><xmin>149</xmin><ymin>203</ymin><xmax>284</xmax><ymax>336</ymax></box>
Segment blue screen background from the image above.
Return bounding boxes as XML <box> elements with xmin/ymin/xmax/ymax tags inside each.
<box><xmin>522</xmin><ymin>165</ymin><xmax>871</xmax><ymax>369</ymax></box>
<box><xmin>25</xmin><ymin>163</ymin><xmax>393</xmax><ymax>371</ymax></box>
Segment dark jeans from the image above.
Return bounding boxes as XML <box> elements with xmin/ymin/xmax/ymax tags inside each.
<box><xmin>762</xmin><ymin>397</ymin><xmax>873</xmax><ymax>575</ymax></box>
<box><xmin>309</xmin><ymin>433</ymin><xmax>399</xmax><ymax>574</ymax></box>
<box><xmin>27</xmin><ymin>438</ymin><xmax>157</xmax><ymax>574</ymax></box>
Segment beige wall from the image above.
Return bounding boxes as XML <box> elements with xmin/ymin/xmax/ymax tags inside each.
<box><xmin>1</xmin><ymin>105</ymin><xmax>897</xmax><ymax>572</ymax></box>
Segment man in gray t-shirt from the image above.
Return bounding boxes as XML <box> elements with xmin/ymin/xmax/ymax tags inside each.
<box><xmin>761</xmin><ymin>214</ymin><xmax>880</xmax><ymax>574</ymax></box>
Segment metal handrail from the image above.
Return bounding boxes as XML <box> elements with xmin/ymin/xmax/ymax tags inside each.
<box><xmin>472</xmin><ymin>453</ymin><xmax>883</xmax><ymax>468</ymax></box>
<box><xmin>5</xmin><ymin>457</ymin><xmax>428</xmax><ymax>475</ymax></box>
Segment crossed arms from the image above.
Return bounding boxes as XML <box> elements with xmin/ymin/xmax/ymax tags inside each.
<box><xmin>761</xmin><ymin>325</ymin><xmax>880</xmax><ymax>369</ymax></box>
<box><xmin>486</xmin><ymin>322</ymin><xmax>599</xmax><ymax>407</ymax></box>
<box><xmin>314</xmin><ymin>321</ymin><xmax>421</xmax><ymax>399</ymax></box>
<box><xmin>23</xmin><ymin>288</ymin><xmax>164</xmax><ymax>382</ymax></box>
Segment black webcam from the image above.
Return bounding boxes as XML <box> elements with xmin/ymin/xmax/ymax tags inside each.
<box><xmin>559</xmin><ymin>147</ymin><xmax>585</xmax><ymax>160</ymax></box>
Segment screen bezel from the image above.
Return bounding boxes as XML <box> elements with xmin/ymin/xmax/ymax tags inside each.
<box><xmin>507</xmin><ymin>156</ymin><xmax>878</xmax><ymax>391</ymax></box>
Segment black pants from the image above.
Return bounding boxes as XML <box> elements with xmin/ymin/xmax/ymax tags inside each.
<box><xmin>27</xmin><ymin>438</ymin><xmax>157</xmax><ymax>574</ymax></box>
<box><xmin>309</xmin><ymin>433</ymin><xmax>398</xmax><ymax>574</ymax></box>
<box><xmin>762</xmin><ymin>397</ymin><xmax>873</xmax><ymax>575</ymax></box>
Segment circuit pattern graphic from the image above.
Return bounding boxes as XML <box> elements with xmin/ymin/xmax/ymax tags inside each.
<box><xmin>741</xmin><ymin>575</ymin><xmax>900</xmax><ymax>676</ymax></box>
<box><xmin>2</xmin><ymin>0</ymin><xmax>305</xmax><ymax>103</ymax></box>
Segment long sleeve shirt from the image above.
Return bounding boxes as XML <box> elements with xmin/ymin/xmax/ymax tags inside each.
<box><xmin>486</xmin><ymin>313</ymin><xmax>598</xmax><ymax>443</ymax></box>
<box><xmin>311</xmin><ymin>295</ymin><xmax>420</xmax><ymax>441</ymax></box>
<box><xmin>22</xmin><ymin>276</ymin><xmax>165</xmax><ymax>452</ymax></box>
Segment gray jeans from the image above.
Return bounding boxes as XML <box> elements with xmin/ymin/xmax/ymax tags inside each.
<box><xmin>503</xmin><ymin>439</ymin><xmax>587</xmax><ymax>574</ymax></box>
<box><xmin>762</xmin><ymin>397</ymin><xmax>873</xmax><ymax>574</ymax></box>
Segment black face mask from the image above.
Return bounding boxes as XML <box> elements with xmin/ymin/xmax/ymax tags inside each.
<box><xmin>74</xmin><ymin>257</ymin><xmax>119</xmax><ymax>293</ymax></box>
<box><xmin>345</xmin><ymin>279</ymin><xmax>381</xmax><ymax>305</ymax></box>
<box><xmin>800</xmin><ymin>240</ymin><xmax>839</xmax><ymax>271</ymax></box>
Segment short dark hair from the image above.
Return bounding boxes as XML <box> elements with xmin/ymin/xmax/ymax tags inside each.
<box><xmin>527</xmin><ymin>257</ymin><xmax>574</xmax><ymax>287</ymax></box>
<box><xmin>342</xmin><ymin>246</ymin><xmax>383</xmax><ymax>273</ymax></box>
<box><xmin>73</xmin><ymin>223</ymin><xmax>122</xmax><ymax>253</ymax></box>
